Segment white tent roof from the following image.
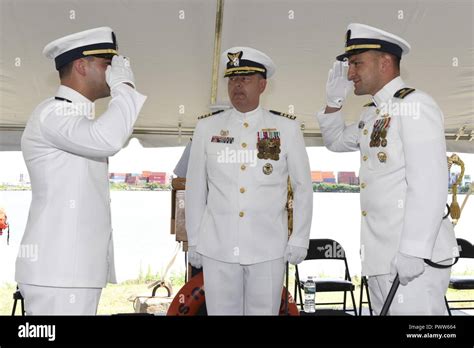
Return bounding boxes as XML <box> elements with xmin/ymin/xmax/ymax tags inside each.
<box><xmin>1</xmin><ymin>0</ymin><xmax>473</xmax><ymax>152</ymax></box>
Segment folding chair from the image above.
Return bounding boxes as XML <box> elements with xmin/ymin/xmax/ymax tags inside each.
<box><xmin>445</xmin><ymin>238</ymin><xmax>474</xmax><ymax>315</ymax></box>
<box><xmin>358</xmin><ymin>275</ymin><xmax>373</xmax><ymax>316</ymax></box>
<box><xmin>294</xmin><ymin>238</ymin><xmax>357</xmax><ymax>315</ymax></box>
<box><xmin>12</xmin><ymin>286</ymin><xmax>25</xmax><ymax>316</ymax></box>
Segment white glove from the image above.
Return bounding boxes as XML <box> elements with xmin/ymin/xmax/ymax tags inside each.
<box><xmin>284</xmin><ymin>245</ymin><xmax>308</xmax><ymax>265</ymax></box>
<box><xmin>326</xmin><ymin>61</ymin><xmax>353</xmax><ymax>108</ymax></box>
<box><xmin>105</xmin><ymin>55</ymin><xmax>135</xmax><ymax>90</ymax></box>
<box><xmin>390</xmin><ymin>252</ymin><xmax>425</xmax><ymax>286</ymax></box>
<box><xmin>187</xmin><ymin>246</ymin><xmax>202</xmax><ymax>269</ymax></box>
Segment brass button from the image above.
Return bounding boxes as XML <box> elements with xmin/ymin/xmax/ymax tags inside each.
<box><xmin>360</xmin><ymin>183</ymin><xmax>366</xmax><ymax>189</ymax></box>
<box><xmin>376</xmin><ymin>109</ymin><xmax>380</xmax><ymax>114</ymax></box>
<box><xmin>241</xmin><ymin>164</ymin><xmax>246</xmax><ymax>171</ymax></box>
<box><xmin>241</xmin><ymin>142</ymin><xmax>247</xmax><ymax>148</ymax></box>
<box><xmin>362</xmin><ymin>211</ymin><xmax>367</xmax><ymax>216</ymax></box>
<box><xmin>363</xmin><ymin>155</ymin><xmax>368</xmax><ymax>161</ymax></box>
<box><xmin>363</xmin><ymin>129</ymin><xmax>368</xmax><ymax>135</ymax></box>
<box><xmin>243</xmin><ymin>122</ymin><xmax>249</xmax><ymax>128</ymax></box>
<box><xmin>239</xmin><ymin>211</ymin><xmax>244</xmax><ymax>218</ymax></box>
<box><xmin>240</xmin><ymin>187</ymin><xmax>245</xmax><ymax>193</ymax></box>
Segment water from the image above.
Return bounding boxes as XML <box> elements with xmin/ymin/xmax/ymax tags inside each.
<box><xmin>0</xmin><ymin>191</ymin><xmax>185</xmax><ymax>284</ymax></box>
<box><xmin>0</xmin><ymin>191</ymin><xmax>473</xmax><ymax>284</ymax></box>
<box><xmin>303</xmin><ymin>276</ymin><xmax>316</xmax><ymax>313</ymax></box>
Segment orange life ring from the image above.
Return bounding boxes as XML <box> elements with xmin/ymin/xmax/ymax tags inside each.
<box><xmin>0</xmin><ymin>208</ymin><xmax>8</xmax><ymax>232</ymax></box>
<box><xmin>167</xmin><ymin>272</ymin><xmax>299</xmax><ymax>316</ymax></box>
<box><xmin>0</xmin><ymin>208</ymin><xmax>9</xmax><ymax>244</ymax></box>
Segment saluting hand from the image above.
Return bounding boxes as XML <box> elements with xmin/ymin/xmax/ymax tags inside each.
<box><xmin>106</xmin><ymin>55</ymin><xmax>136</xmax><ymax>90</ymax></box>
<box><xmin>326</xmin><ymin>61</ymin><xmax>352</xmax><ymax>108</ymax></box>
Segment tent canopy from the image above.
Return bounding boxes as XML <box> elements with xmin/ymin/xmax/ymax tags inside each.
<box><xmin>1</xmin><ymin>0</ymin><xmax>473</xmax><ymax>152</ymax></box>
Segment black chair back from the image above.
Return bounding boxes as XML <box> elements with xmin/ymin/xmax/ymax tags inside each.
<box><xmin>305</xmin><ymin>238</ymin><xmax>347</xmax><ymax>260</ymax></box>
<box><xmin>457</xmin><ymin>238</ymin><xmax>474</xmax><ymax>258</ymax></box>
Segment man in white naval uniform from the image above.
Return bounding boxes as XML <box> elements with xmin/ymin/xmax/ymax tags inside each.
<box><xmin>317</xmin><ymin>24</ymin><xmax>459</xmax><ymax>314</ymax></box>
<box><xmin>185</xmin><ymin>47</ymin><xmax>313</xmax><ymax>315</ymax></box>
<box><xmin>16</xmin><ymin>27</ymin><xmax>147</xmax><ymax>315</ymax></box>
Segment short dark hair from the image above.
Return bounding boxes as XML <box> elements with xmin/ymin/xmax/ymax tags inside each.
<box><xmin>58</xmin><ymin>56</ymin><xmax>99</xmax><ymax>80</ymax></box>
<box><xmin>394</xmin><ymin>55</ymin><xmax>401</xmax><ymax>70</ymax></box>
<box><xmin>373</xmin><ymin>51</ymin><xmax>400</xmax><ymax>71</ymax></box>
<box><xmin>58</xmin><ymin>61</ymin><xmax>73</xmax><ymax>79</ymax></box>
<box><xmin>385</xmin><ymin>52</ymin><xmax>400</xmax><ymax>71</ymax></box>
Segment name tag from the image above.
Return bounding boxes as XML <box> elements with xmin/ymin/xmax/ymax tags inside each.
<box><xmin>211</xmin><ymin>136</ymin><xmax>234</xmax><ymax>144</ymax></box>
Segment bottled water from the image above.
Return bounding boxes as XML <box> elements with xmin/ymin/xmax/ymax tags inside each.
<box><xmin>304</xmin><ymin>276</ymin><xmax>316</xmax><ymax>313</ymax></box>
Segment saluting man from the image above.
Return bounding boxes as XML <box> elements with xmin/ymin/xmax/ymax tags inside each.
<box><xmin>185</xmin><ymin>47</ymin><xmax>313</xmax><ymax>315</ymax></box>
<box><xmin>317</xmin><ymin>23</ymin><xmax>459</xmax><ymax>314</ymax></box>
<box><xmin>16</xmin><ymin>27</ymin><xmax>147</xmax><ymax>315</ymax></box>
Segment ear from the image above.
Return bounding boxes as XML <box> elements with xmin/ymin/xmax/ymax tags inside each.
<box><xmin>259</xmin><ymin>77</ymin><xmax>267</xmax><ymax>93</ymax></box>
<box><xmin>73</xmin><ymin>58</ymin><xmax>88</xmax><ymax>77</ymax></box>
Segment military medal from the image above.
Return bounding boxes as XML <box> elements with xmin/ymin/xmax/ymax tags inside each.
<box><xmin>370</xmin><ymin>117</ymin><xmax>391</xmax><ymax>148</ymax></box>
<box><xmin>263</xmin><ymin>163</ymin><xmax>273</xmax><ymax>175</ymax></box>
<box><xmin>377</xmin><ymin>151</ymin><xmax>387</xmax><ymax>163</ymax></box>
<box><xmin>257</xmin><ymin>128</ymin><xmax>281</xmax><ymax>161</ymax></box>
<box><xmin>380</xmin><ymin>118</ymin><xmax>390</xmax><ymax>147</ymax></box>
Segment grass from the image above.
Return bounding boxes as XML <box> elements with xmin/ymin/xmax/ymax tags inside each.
<box><xmin>2</xmin><ymin>272</ymin><xmax>474</xmax><ymax>315</ymax></box>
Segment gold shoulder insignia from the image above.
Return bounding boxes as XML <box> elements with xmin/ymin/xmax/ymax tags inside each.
<box><xmin>197</xmin><ymin>109</ymin><xmax>224</xmax><ymax>120</ymax></box>
<box><xmin>394</xmin><ymin>88</ymin><xmax>416</xmax><ymax>99</ymax></box>
<box><xmin>363</xmin><ymin>101</ymin><xmax>376</xmax><ymax>107</ymax></box>
<box><xmin>269</xmin><ymin>110</ymin><xmax>296</xmax><ymax>120</ymax></box>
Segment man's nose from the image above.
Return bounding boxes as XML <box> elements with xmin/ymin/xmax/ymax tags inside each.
<box><xmin>347</xmin><ymin>66</ymin><xmax>356</xmax><ymax>81</ymax></box>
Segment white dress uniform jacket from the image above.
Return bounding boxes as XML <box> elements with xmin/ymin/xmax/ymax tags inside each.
<box><xmin>174</xmin><ymin>140</ymin><xmax>192</xmax><ymax>178</ymax></box>
<box><xmin>317</xmin><ymin>77</ymin><xmax>459</xmax><ymax>276</ymax></box>
<box><xmin>185</xmin><ymin>106</ymin><xmax>313</xmax><ymax>264</ymax></box>
<box><xmin>16</xmin><ymin>84</ymin><xmax>146</xmax><ymax>288</ymax></box>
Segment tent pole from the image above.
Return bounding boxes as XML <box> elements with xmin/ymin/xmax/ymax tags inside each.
<box><xmin>210</xmin><ymin>0</ymin><xmax>224</xmax><ymax>105</ymax></box>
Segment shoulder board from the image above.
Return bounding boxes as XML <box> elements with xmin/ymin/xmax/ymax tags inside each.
<box><xmin>394</xmin><ymin>88</ymin><xmax>416</xmax><ymax>99</ymax></box>
<box><xmin>54</xmin><ymin>96</ymin><xmax>72</xmax><ymax>103</ymax></box>
<box><xmin>269</xmin><ymin>110</ymin><xmax>296</xmax><ymax>120</ymax></box>
<box><xmin>197</xmin><ymin>109</ymin><xmax>224</xmax><ymax>120</ymax></box>
<box><xmin>363</xmin><ymin>101</ymin><xmax>376</xmax><ymax>107</ymax></box>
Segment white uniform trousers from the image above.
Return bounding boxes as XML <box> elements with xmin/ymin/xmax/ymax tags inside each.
<box><xmin>202</xmin><ymin>256</ymin><xmax>285</xmax><ymax>315</ymax></box>
<box><xmin>367</xmin><ymin>262</ymin><xmax>451</xmax><ymax>315</ymax></box>
<box><xmin>18</xmin><ymin>283</ymin><xmax>102</xmax><ymax>315</ymax></box>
